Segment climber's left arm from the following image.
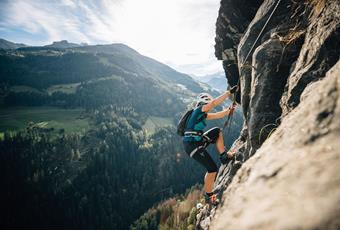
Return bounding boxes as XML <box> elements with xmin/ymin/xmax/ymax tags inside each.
<box><xmin>206</xmin><ymin>109</ymin><xmax>232</xmax><ymax>120</ymax></box>
<box><xmin>206</xmin><ymin>103</ymin><xmax>237</xmax><ymax>120</ymax></box>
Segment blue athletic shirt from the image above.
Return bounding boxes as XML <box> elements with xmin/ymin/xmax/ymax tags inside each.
<box><xmin>183</xmin><ymin>105</ymin><xmax>207</xmax><ymax>142</ymax></box>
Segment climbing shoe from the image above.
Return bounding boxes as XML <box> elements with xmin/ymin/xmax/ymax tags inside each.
<box><xmin>234</xmin><ymin>152</ymin><xmax>244</xmax><ymax>162</ymax></box>
<box><xmin>204</xmin><ymin>192</ymin><xmax>219</xmax><ymax>206</ymax></box>
<box><xmin>219</xmin><ymin>151</ymin><xmax>233</xmax><ymax>165</ymax></box>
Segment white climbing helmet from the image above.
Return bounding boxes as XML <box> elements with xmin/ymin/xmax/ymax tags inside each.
<box><xmin>196</xmin><ymin>202</ymin><xmax>203</xmax><ymax>210</ymax></box>
<box><xmin>196</xmin><ymin>93</ymin><xmax>213</xmax><ymax>107</ymax></box>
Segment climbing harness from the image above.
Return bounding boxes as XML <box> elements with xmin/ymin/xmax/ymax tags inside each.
<box><xmin>184</xmin><ymin>130</ymin><xmax>203</xmax><ymax>137</ymax></box>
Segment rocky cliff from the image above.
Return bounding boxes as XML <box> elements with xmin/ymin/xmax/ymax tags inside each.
<box><xmin>197</xmin><ymin>0</ymin><xmax>340</xmax><ymax>229</ymax></box>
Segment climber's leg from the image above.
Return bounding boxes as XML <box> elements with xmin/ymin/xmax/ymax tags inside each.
<box><xmin>190</xmin><ymin>148</ymin><xmax>218</xmax><ymax>194</ymax></box>
<box><xmin>183</xmin><ymin>139</ymin><xmax>219</xmax><ymax>201</ymax></box>
<box><xmin>216</xmin><ymin>131</ymin><xmax>235</xmax><ymax>157</ymax></box>
<box><xmin>203</xmin><ymin>127</ymin><xmax>233</xmax><ymax>156</ymax></box>
<box><xmin>216</xmin><ymin>130</ymin><xmax>226</xmax><ymax>154</ymax></box>
<box><xmin>204</xmin><ymin>171</ymin><xmax>217</xmax><ymax>193</ymax></box>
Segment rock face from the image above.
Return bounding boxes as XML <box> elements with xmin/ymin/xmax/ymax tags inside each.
<box><xmin>197</xmin><ymin>0</ymin><xmax>340</xmax><ymax>229</ymax></box>
<box><xmin>215</xmin><ymin>0</ymin><xmax>263</xmax><ymax>103</ymax></box>
<box><xmin>212</xmin><ymin>60</ymin><xmax>340</xmax><ymax>230</ymax></box>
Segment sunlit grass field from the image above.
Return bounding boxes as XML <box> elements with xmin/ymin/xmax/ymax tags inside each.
<box><xmin>142</xmin><ymin>116</ymin><xmax>173</xmax><ymax>136</ymax></box>
<box><xmin>0</xmin><ymin>106</ymin><xmax>90</xmax><ymax>137</ymax></box>
<box><xmin>46</xmin><ymin>83</ymin><xmax>80</xmax><ymax>95</ymax></box>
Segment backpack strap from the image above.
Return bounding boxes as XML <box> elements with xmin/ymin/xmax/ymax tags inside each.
<box><xmin>197</xmin><ymin>113</ymin><xmax>207</xmax><ymax>123</ymax></box>
<box><xmin>183</xmin><ymin>111</ymin><xmax>207</xmax><ymax>136</ymax></box>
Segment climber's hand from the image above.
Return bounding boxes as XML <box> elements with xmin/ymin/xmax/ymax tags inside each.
<box><xmin>228</xmin><ymin>103</ymin><xmax>237</xmax><ymax>114</ymax></box>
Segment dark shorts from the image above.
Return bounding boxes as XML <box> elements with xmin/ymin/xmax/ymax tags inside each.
<box><xmin>183</xmin><ymin>127</ymin><xmax>221</xmax><ymax>173</ymax></box>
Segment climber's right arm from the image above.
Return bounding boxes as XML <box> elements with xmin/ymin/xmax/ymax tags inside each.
<box><xmin>202</xmin><ymin>86</ymin><xmax>237</xmax><ymax>112</ymax></box>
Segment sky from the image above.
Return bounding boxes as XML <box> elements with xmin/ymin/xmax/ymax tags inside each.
<box><xmin>0</xmin><ymin>0</ymin><xmax>224</xmax><ymax>76</ymax></box>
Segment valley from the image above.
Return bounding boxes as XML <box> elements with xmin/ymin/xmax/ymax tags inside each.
<box><xmin>0</xmin><ymin>106</ymin><xmax>89</xmax><ymax>136</ymax></box>
<box><xmin>0</xmin><ymin>40</ymin><xmax>242</xmax><ymax>229</ymax></box>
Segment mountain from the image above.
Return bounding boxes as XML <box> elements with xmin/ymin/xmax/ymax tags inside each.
<box><xmin>191</xmin><ymin>72</ymin><xmax>224</xmax><ymax>83</ymax></box>
<box><xmin>191</xmin><ymin>72</ymin><xmax>228</xmax><ymax>92</ymax></box>
<box><xmin>206</xmin><ymin>76</ymin><xmax>228</xmax><ymax>92</ymax></box>
<box><xmin>0</xmin><ymin>42</ymin><xmax>215</xmax><ymax>118</ymax></box>
<box><xmin>0</xmin><ymin>38</ymin><xmax>81</xmax><ymax>50</ymax></box>
<box><xmin>44</xmin><ymin>40</ymin><xmax>81</xmax><ymax>48</ymax></box>
<box><xmin>0</xmin><ymin>40</ymin><xmax>242</xmax><ymax>229</ymax></box>
<box><xmin>0</xmin><ymin>38</ymin><xmax>27</xmax><ymax>49</ymax></box>
<box><xmin>1</xmin><ymin>42</ymin><xmax>206</xmax><ymax>94</ymax></box>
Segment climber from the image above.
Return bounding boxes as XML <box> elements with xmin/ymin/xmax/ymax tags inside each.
<box><xmin>182</xmin><ymin>86</ymin><xmax>238</xmax><ymax>205</ymax></box>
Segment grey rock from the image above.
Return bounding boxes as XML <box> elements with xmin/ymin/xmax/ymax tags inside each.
<box><xmin>215</xmin><ymin>0</ymin><xmax>263</xmax><ymax>103</ymax></box>
<box><xmin>280</xmin><ymin>0</ymin><xmax>340</xmax><ymax>116</ymax></box>
<box><xmin>248</xmin><ymin>38</ymin><xmax>285</xmax><ymax>155</ymax></box>
<box><xmin>215</xmin><ymin>0</ymin><xmax>262</xmax><ymax>60</ymax></box>
<box><xmin>197</xmin><ymin>0</ymin><xmax>340</xmax><ymax>229</ymax></box>
<box><xmin>211</xmin><ymin>60</ymin><xmax>340</xmax><ymax>230</ymax></box>
<box><xmin>238</xmin><ymin>0</ymin><xmax>297</xmax><ymax>120</ymax></box>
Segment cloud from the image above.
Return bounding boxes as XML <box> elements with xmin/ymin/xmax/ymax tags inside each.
<box><xmin>60</xmin><ymin>0</ymin><xmax>77</xmax><ymax>8</ymax></box>
<box><xmin>0</xmin><ymin>0</ymin><xmax>223</xmax><ymax>75</ymax></box>
<box><xmin>0</xmin><ymin>0</ymin><xmax>92</xmax><ymax>44</ymax></box>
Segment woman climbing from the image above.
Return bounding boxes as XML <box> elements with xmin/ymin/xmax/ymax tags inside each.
<box><xmin>182</xmin><ymin>86</ymin><xmax>238</xmax><ymax>205</ymax></box>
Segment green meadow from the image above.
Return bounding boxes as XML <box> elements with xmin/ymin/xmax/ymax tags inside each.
<box><xmin>142</xmin><ymin>116</ymin><xmax>173</xmax><ymax>136</ymax></box>
<box><xmin>46</xmin><ymin>83</ymin><xmax>80</xmax><ymax>95</ymax></box>
<box><xmin>0</xmin><ymin>106</ymin><xmax>90</xmax><ymax>137</ymax></box>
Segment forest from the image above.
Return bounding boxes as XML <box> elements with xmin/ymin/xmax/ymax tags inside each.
<box><xmin>0</xmin><ymin>45</ymin><xmax>242</xmax><ymax>229</ymax></box>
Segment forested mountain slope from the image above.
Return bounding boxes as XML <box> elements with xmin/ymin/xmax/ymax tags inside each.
<box><xmin>0</xmin><ymin>41</ymin><xmax>242</xmax><ymax>229</ymax></box>
<box><xmin>0</xmin><ymin>42</ymin><xmax>204</xmax><ymax>111</ymax></box>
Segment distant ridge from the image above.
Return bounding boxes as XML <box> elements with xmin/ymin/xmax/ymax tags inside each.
<box><xmin>44</xmin><ymin>40</ymin><xmax>81</xmax><ymax>49</ymax></box>
<box><xmin>191</xmin><ymin>72</ymin><xmax>228</xmax><ymax>92</ymax></box>
<box><xmin>0</xmin><ymin>38</ymin><xmax>27</xmax><ymax>50</ymax></box>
